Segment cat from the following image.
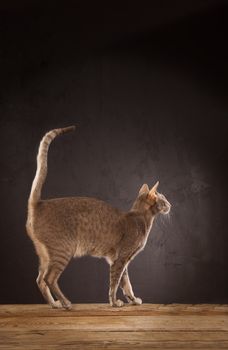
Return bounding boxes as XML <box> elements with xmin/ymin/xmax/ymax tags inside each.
<box><xmin>26</xmin><ymin>126</ymin><xmax>171</xmax><ymax>310</ymax></box>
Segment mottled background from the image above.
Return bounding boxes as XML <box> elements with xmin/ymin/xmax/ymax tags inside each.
<box><xmin>0</xmin><ymin>0</ymin><xmax>228</xmax><ymax>304</ymax></box>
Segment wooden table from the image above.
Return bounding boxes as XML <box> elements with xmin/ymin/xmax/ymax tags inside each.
<box><xmin>0</xmin><ymin>304</ymin><xmax>228</xmax><ymax>349</ymax></box>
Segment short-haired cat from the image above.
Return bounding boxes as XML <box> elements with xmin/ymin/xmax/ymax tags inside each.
<box><xmin>26</xmin><ymin>126</ymin><xmax>171</xmax><ymax>309</ymax></box>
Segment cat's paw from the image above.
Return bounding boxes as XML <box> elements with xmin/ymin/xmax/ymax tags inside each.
<box><xmin>132</xmin><ymin>297</ymin><xmax>142</xmax><ymax>305</ymax></box>
<box><xmin>62</xmin><ymin>300</ymin><xmax>72</xmax><ymax>310</ymax></box>
<box><xmin>51</xmin><ymin>300</ymin><xmax>63</xmax><ymax>309</ymax></box>
<box><xmin>112</xmin><ymin>299</ymin><xmax>124</xmax><ymax>307</ymax></box>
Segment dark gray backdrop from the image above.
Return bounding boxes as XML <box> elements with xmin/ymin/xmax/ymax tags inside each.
<box><xmin>0</xmin><ymin>0</ymin><xmax>228</xmax><ymax>304</ymax></box>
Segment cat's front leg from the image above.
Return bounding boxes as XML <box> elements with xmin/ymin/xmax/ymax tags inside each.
<box><xmin>109</xmin><ymin>259</ymin><xmax>127</xmax><ymax>307</ymax></box>
<box><xmin>120</xmin><ymin>268</ymin><xmax>142</xmax><ymax>305</ymax></box>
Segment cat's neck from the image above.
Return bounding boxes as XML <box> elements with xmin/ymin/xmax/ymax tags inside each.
<box><xmin>143</xmin><ymin>209</ymin><xmax>155</xmax><ymax>232</ymax></box>
<box><xmin>131</xmin><ymin>200</ymin><xmax>156</xmax><ymax>232</ymax></box>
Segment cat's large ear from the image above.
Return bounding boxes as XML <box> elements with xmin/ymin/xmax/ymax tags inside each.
<box><xmin>149</xmin><ymin>181</ymin><xmax>159</xmax><ymax>195</ymax></box>
<box><xmin>139</xmin><ymin>184</ymin><xmax>149</xmax><ymax>196</ymax></box>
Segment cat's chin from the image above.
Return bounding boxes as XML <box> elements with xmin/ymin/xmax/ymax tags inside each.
<box><xmin>161</xmin><ymin>206</ymin><xmax>171</xmax><ymax>215</ymax></box>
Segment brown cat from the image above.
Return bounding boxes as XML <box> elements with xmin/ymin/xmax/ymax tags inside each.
<box><xmin>26</xmin><ymin>126</ymin><xmax>171</xmax><ymax>310</ymax></box>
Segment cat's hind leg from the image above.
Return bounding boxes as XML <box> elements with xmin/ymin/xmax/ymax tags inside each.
<box><xmin>44</xmin><ymin>251</ymin><xmax>72</xmax><ymax>310</ymax></box>
<box><xmin>35</xmin><ymin>241</ymin><xmax>62</xmax><ymax>309</ymax></box>
<box><xmin>120</xmin><ymin>268</ymin><xmax>142</xmax><ymax>305</ymax></box>
<box><xmin>36</xmin><ymin>266</ymin><xmax>62</xmax><ymax>309</ymax></box>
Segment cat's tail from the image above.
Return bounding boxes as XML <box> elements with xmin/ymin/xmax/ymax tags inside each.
<box><xmin>28</xmin><ymin>126</ymin><xmax>76</xmax><ymax>206</ymax></box>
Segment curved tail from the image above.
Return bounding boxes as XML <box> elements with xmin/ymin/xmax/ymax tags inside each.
<box><xmin>28</xmin><ymin>126</ymin><xmax>76</xmax><ymax>206</ymax></box>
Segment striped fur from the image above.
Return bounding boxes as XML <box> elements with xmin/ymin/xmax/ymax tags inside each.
<box><xmin>27</xmin><ymin>126</ymin><xmax>75</xmax><ymax>309</ymax></box>
<box><xmin>26</xmin><ymin>126</ymin><xmax>171</xmax><ymax>310</ymax></box>
<box><xmin>29</xmin><ymin>126</ymin><xmax>75</xmax><ymax>205</ymax></box>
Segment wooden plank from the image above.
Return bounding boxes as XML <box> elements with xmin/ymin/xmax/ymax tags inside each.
<box><xmin>1</xmin><ymin>315</ymin><xmax>228</xmax><ymax>331</ymax></box>
<box><xmin>0</xmin><ymin>330</ymin><xmax>228</xmax><ymax>350</ymax></box>
<box><xmin>1</xmin><ymin>304</ymin><xmax>228</xmax><ymax>317</ymax></box>
<box><xmin>0</xmin><ymin>305</ymin><xmax>228</xmax><ymax>349</ymax></box>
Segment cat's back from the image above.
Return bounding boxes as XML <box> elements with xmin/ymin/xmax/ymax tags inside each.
<box><xmin>30</xmin><ymin>196</ymin><xmax>122</xmax><ymax>232</ymax></box>
<box><xmin>39</xmin><ymin>196</ymin><xmax>121</xmax><ymax>216</ymax></box>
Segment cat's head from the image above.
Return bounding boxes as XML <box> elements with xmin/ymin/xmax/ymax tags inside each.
<box><xmin>137</xmin><ymin>181</ymin><xmax>171</xmax><ymax>215</ymax></box>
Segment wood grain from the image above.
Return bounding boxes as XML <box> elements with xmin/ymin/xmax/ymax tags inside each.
<box><xmin>0</xmin><ymin>304</ymin><xmax>227</xmax><ymax>349</ymax></box>
<box><xmin>1</xmin><ymin>303</ymin><xmax>228</xmax><ymax>316</ymax></box>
